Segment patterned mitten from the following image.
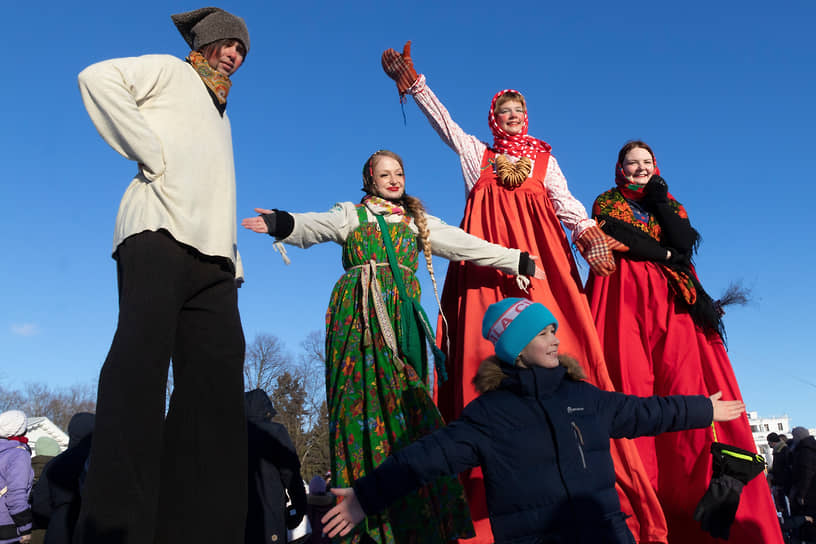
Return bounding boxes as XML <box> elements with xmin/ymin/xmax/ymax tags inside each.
<box><xmin>576</xmin><ymin>225</ymin><xmax>628</xmax><ymax>276</ymax></box>
<box><xmin>381</xmin><ymin>41</ymin><xmax>418</xmax><ymax>95</ymax></box>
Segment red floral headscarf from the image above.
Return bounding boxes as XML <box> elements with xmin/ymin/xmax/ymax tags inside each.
<box><xmin>488</xmin><ymin>89</ymin><xmax>551</xmax><ymax>158</ymax></box>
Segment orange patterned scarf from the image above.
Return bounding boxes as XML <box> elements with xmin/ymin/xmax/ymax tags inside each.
<box><xmin>187</xmin><ymin>50</ymin><xmax>232</xmax><ymax>106</ymax></box>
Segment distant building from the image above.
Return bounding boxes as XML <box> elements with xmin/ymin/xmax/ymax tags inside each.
<box><xmin>26</xmin><ymin>416</ymin><xmax>69</xmax><ymax>455</ymax></box>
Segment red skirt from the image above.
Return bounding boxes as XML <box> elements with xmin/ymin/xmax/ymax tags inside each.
<box><xmin>586</xmin><ymin>257</ymin><xmax>783</xmax><ymax>543</ymax></box>
<box><xmin>435</xmin><ymin>155</ymin><xmax>668</xmax><ymax>543</ymax></box>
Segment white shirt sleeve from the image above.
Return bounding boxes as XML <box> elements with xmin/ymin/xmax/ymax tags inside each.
<box><xmin>543</xmin><ymin>156</ymin><xmax>596</xmax><ymax>242</ymax></box>
<box><xmin>425</xmin><ymin>214</ymin><xmax>521</xmax><ymax>275</ymax></box>
<box><xmin>408</xmin><ymin>75</ymin><xmax>487</xmax><ymax>194</ymax></box>
<box><xmin>282</xmin><ymin>202</ymin><xmax>359</xmax><ymax>248</ymax></box>
<box><xmin>78</xmin><ymin>56</ymin><xmax>169</xmax><ymax>181</ymax></box>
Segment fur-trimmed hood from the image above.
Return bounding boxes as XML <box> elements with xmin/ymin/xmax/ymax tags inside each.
<box><xmin>473</xmin><ymin>354</ymin><xmax>587</xmax><ymax>394</ymax></box>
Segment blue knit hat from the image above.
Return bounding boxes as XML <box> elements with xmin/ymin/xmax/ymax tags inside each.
<box><xmin>482</xmin><ymin>298</ymin><xmax>558</xmax><ymax>365</ymax></box>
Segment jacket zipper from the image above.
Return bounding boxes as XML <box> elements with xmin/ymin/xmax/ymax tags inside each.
<box><xmin>571</xmin><ymin>421</ymin><xmax>587</xmax><ymax>469</ymax></box>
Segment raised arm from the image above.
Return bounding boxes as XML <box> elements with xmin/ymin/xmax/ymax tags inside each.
<box><xmin>382</xmin><ymin>42</ymin><xmax>486</xmax><ymax>192</ymax></box>
<box><xmin>77</xmin><ymin>55</ymin><xmax>170</xmax><ymax>181</ymax></box>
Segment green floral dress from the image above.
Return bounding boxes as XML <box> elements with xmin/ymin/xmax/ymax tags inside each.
<box><xmin>325</xmin><ymin>205</ymin><xmax>474</xmax><ymax>543</ymax></box>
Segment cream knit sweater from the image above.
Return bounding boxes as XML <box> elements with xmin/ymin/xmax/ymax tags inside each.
<box><xmin>78</xmin><ymin>54</ymin><xmax>243</xmax><ymax>278</ymax></box>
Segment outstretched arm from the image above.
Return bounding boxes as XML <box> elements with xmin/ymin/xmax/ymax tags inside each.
<box><xmin>241</xmin><ymin>202</ymin><xmax>357</xmax><ymax>247</ymax></box>
<box><xmin>606</xmin><ymin>390</ymin><xmax>744</xmax><ymax>439</ymax></box>
<box><xmin>323</xmin><ymin>407</ymin><xmax>486</xmax><ymax>536</ymax></box>
<box><xmin>322</xmin><ymin>487</ymin><xmax>365</xmax><ymax>538</ymax></box>
<box><xmin>425</xmin><ymin>214</ymin><xmax>543</xmax><ymax>277</ymax></box>
<box><xmin>709</xmin><ymin>391</ymin><xmax>745</xmax><ymax>422</ymax></box>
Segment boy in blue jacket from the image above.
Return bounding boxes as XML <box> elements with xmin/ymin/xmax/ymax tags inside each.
<box><xmin>321</xmin><ymin>298</ymin><xmax>745</xmax><ymax>543</ymax></box>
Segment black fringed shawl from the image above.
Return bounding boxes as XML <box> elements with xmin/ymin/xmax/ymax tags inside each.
<box><xmin>593</xmin><ymin>184</ymin><xmax>725</xmax><ymax>340</ymax></box>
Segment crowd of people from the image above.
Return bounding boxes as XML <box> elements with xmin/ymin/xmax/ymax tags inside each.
<box><xmin>1</xmin><ymin>4</ymin><xmax>810</xmax><ymax>544</ymax></box>
<box><xmin>1</xmin><ymin>402</ymin><xmax>333</xmax><ymax>544</ymax></box>
<box><xmin>767</xmin><ymin>429</ymin><xmax>816</xmax><ymax>542</ymax></box>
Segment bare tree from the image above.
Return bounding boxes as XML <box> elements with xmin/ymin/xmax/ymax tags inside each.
<box><xmin>296</xmin><ymin>330</ymin><xmax>327</xmax><ymax>435</ymax></box>
<box><xmin>240</xmin><ymin>330</ymin><xmax>330</xmax><ymax>476</ymax></box>
<box><xmin>0</xmin><ymin>385</ymin><xmax>25</xmax><ymax>413</ymax></box>
<box><xmin>244</xmin><ymin>334</ymin><xmax>290</xmax><ymax>392</ymax></box>
<box><xmin>0</xmin><ymin>382</ymin><xmax>95</xmax><ymax>430</ymax></box>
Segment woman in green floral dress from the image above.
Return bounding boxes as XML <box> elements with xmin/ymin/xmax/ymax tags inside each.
<box><xmin>242</xmin><ymin>150</ymin><xmax>543</xmax><ymax>543</ymax></box>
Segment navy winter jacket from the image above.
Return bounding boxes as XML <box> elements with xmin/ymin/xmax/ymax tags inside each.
<box><xmin>354</xmin><ymin>364</ymin><xmax>712</xmax><ymax>544</ymax></box>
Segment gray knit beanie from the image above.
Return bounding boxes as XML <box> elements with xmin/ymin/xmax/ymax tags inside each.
<box><xmin>792</xmin><ymin>426</ymin><xmax>810</xmax><ymax>442</ymax></box>
<box><xmin>171</xmin><ymin>7</ymin><xmax>250</xmax><ymax>56</ymax></box>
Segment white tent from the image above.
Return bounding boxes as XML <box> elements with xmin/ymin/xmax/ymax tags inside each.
<box><xmin>26</xmin><ymin>416</ymin><xmax>69</xmax><ymax>455</ymax></box>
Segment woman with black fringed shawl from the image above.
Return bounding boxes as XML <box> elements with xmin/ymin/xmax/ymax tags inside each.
<box><xmin>585</xmin><ymin>140</ymin><xmax>783</xmax><ymax>544</ymax></box>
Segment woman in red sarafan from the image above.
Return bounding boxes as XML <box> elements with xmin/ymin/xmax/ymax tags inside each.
<box><xmin>382</xmin><ymin>43</ymin><xmax>669</xmax><ymax>544</ymax></box>
<box><xmin>585</xmin><ymin>140</ymin><xmax>783</xmax><ymax>543</ymax></box>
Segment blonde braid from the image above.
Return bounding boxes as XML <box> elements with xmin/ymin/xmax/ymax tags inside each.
<box><xmin>402</xmin><ymin>194</ymin><xmax>451</xmax><ymax>356</ymax></box>
<box><xmin>401</xmin><ymin>194</ymin><xmax>437</xmax><ymax>296</ymax></box>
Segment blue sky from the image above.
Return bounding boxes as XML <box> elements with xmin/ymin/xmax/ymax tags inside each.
<box><xmin>2</xmin><ymin>1</ymin><xmax>814</xmax><ymax>427</ymax></box>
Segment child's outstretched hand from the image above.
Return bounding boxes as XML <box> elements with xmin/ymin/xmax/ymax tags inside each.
<box><xmin>321</xmin><ymin>487</ymin><xmax>365</xmax><ymax>538</ymax></box>
<box><xmin>710</xmin><ymin>391</ymin><xmax>745</xmax><ymax>422</ymax></box>
<box><xmin>241</xmin><ymin>207</ymin><xmax>274</xmax><ymax>233</ymax></box>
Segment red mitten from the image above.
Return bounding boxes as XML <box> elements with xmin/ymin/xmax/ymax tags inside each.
<box><xmin>381</xmin><ymin>41</ymin><xmax>418</xmax><ymax>95</ymax></box>
<box><xmin>576</xmin><ymin>225</ymin><xmax>628</xmax><ymax>276</ymax></box>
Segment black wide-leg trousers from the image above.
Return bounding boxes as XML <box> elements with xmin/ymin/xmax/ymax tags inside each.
<box><xmin>75</xmin><ymin>231</ymin><xmax>247</xmax><ymax>544</ymax></box>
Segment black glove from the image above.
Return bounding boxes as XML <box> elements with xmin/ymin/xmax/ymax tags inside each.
<box><xmin>694</xmin><ymin>442</ymin><xmax>766</xmax><ymax>539</ymax></box>
<box><xmin>694</xmin><ymin>473</ymin><xmax>744</xmax><ymax>539</ymax></box>
<box><xmin>666</xmin><ymin>247</ymin><xmax>691</xmax><ymax>265</ymax></box>
<box><xmin>518</xmin><ymin>252</ymin><xmax>535</xmax><ymax>276</ymax></box>
<box><xmin>640</xmin><ymin>175</ymin><xmax>699</xmax><ymax>253</ymax></box>
<box><xmin>642</xmin><ymin>175</ymin><xmax>669</xmax><ymax>204</ymax></box>
<box><xmin>261</xmin><ymin>209</ymin><xmax>294</xmax><ymax>238</ymax></box>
